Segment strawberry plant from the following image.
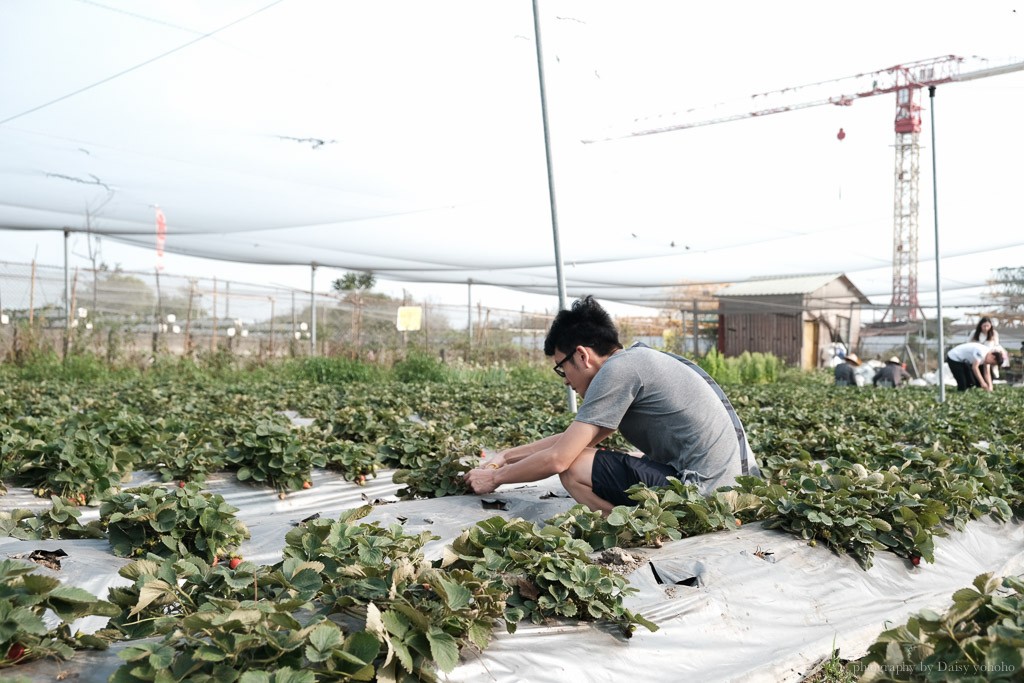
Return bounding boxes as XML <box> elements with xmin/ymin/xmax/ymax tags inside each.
<box><xmin>301</xmin><ymin>427</ymin><xmax>380</xmax><ymax>482</ymax></box>
<box><xmin>223</xmin><ymin>412</ymin><xmax>326</xmax><ymax>493</ymax></box>
<box><xmin>0</xmin><ymin>496</ymin><xmax>104</xmax><ymax>540</ymax></box>
<box><xmin>0</xmin><ymin>558</ymin><xmax>117</xmax><ymax>670</ymax></box>
<box><xmin>855</xmin><ymin>573</ymin><xmax>1024</xmax><ymax>681</ymax></box>
<box><xmin>6</xmin><ymin>413</ymin><xmax>133</xmax><ymax>502</ymax></box>
<box><xmin>102</xmin><ymin>554</ymin><xmax>325</xmax><ymax>640</ymax></box>
<box><xmin>735</xmin><ymin>458</ymin><xmax>948</xmax><ymax>570</ymax></box>
<box><xmin>100</xmin><ymin>483</ymin><xmax>249</xmax><ymax>561</ymax></box>
<box><xmin>444</xmin><ymin>516</ymin><xmax>657</xmax><ymax>637</ymax></box>
<box><xmin>370</xmin><ymin>566</ymin><xmax>507</xmax><ymax>681</ymax></box>
<box><xmin>281</xmin><ymin>505</ymin><xmax>435</xmax><ymax>578</ymax></box>
<box><xmin>548</xmin><ymin>482</ymin><xmax>757</xmax><ymax>551</ymax></box>
<box><xmin>110</xmin><ymin>598</ymin><xmax>381</xmax><ymax>682</ymax></box>
<box><xmin>281</xmin><ymin>506</ymin><xmax>506</xmax><ymax>680</ymax></box>
<box><xmin>146</xmin><ymin>418</ymin><xmax>227</xmax><ymax>485</ymax></box>
<box><xmin>392</xmin><ymin>447</ymin><xmax>472</xmax><ymax>499</ymax></box>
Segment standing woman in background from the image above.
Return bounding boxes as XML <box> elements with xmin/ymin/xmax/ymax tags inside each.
<box><xmin>970</xmin><ymin>317</ymin><xmax>1000</xmax><ymax>380</ymax></box>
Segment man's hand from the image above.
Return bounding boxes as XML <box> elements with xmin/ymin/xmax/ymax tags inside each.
<box><xmin>479</xmin><ymin>449</ymin><xmax>506</xmax><ymax>470</ymax></box>
<box><xmin>464</xmin><ymin>467</ymin><xmax>500</xmax><ymax>495</ymax></box>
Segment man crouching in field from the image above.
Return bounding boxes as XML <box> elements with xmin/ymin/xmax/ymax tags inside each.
<box><xmin>464</xmin><ymin>295</ymin><xmax>760</xmax><ymax>513</ymax></box>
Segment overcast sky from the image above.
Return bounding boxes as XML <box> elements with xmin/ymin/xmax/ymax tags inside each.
<box><xmin>2</xmin><ymin>1</ymin><xmax>1023</xmax><ymax>321</ymax></box>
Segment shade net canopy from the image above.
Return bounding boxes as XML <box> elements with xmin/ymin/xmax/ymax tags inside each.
<box><xmin>3</xmin><ymin>1</ymin><xmax>1024</xmax><ymax>311</ymax></box>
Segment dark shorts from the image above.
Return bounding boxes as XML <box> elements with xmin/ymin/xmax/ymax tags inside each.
<box><xmin>591</xmin><ymin>449</ymin><xmax>677</xmax><ymax>507</ymax></box>
<box><xmin>946</xmin><ymin>357</ymin><xmax>976</xmax><ymax>392</ymax></box>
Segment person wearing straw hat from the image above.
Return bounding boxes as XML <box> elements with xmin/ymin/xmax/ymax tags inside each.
<box><xmin>872</xmin><ymin>356</ymin><xmax>912</xmax><ymax>388</ymax></box>
<box><xmin>834</xmin><ymin>353</ymin><xmax>861</xmax><ymax>386</ymax></box>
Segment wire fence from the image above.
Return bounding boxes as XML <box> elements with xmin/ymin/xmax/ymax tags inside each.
<box><xmin>0</xmin><ymin>260</ymin><xmax>686</xmax><ymax>366</ymax></box>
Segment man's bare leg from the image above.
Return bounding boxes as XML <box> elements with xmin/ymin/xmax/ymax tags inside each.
<box><xmin>559</xmin><ymin>448</ymin><xmax>615</xmax><ymax>514</ymax></box>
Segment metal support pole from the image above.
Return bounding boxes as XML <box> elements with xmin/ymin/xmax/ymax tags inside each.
<box><xmin>310</xmin><ymin>263</ymin><xmax>317</xmax><ymax>356</ymax></box>
<box><xmin>63</xmin><ymin>229</ymin><xmax>70</xmax><ymax>360</ymax></box>
<box><xmin>929</xmin><ymin>86</ymin><xmax>946</xmax><ymax>403</ymax></box>
<box><xmin>211</xmin><ymin>277</ymin><xmax>218</xmax><ymax>351</ymax></box>
<box><xmin>467</xmin><ymin>279</ymin><xmax>473</xmax><ymax>358</ymax></box>
<box><xmin>693</xmin><ymin>300</ymin><xmax>700</xmax><ymax>356</ymax></box>
<box><xmin>269</xmin><ymin>297</ymin><xmax>276</xmax><ymax>357</ymax></box>
<box><xmin>922</xmin><ymin>317</ymin><xmax>928</xmax><ymax>371</ymax></box>
<box><xmin>532</xmin><ymin>0</ymin><xmax>576</xmax><ymax>412</ymax></box>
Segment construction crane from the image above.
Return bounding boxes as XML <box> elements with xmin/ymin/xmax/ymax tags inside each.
<box><xmin>587</xmin><ymin>55</ymin><xmax>1024</xmax><ymax>322</ymax></box>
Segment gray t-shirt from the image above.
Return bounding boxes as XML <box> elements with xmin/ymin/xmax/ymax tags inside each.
<box><xmin>575</xmin><ymin>345</ymin><xmax>745</xmax><ymax>493</ymax></box>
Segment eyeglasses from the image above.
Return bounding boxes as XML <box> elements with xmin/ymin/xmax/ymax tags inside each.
<box><xmin>553</xmin><ymin>353</ymin><xmax>572</xmax><ymax>378</ymax></box>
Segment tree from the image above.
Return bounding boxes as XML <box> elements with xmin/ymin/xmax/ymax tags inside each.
<box><xmin>89</xmin><ymin>268</ymin><xmax>156</xmax><ymax>319</ymax></box>
<box><xmin>662</xmin><ymin>280</ymin><xmax>725</xmax><ymax>355</ymax></box>
<box><xmin>986</xmin><ymin>267</ymin><xmax>1024</xmax><ymax>326</ymax></box>
<box><xmin>332</xmin><ymin>272</ymin><xmax>376</xmax><ymax>293</ymax></box>
<box><xmin>332</xmin><ymin>273</ymin><xmax>376</xmax><ymax>355</ymax></box>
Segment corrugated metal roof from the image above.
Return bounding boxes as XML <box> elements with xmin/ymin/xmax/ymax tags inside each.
<box><xmin>717</xmin><ymin>273</ymin><xmax>844</xmax><ymax>297</ymax></box>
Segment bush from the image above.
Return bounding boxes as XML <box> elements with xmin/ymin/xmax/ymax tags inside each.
<box><xmin>7</xmin><ymin>349</ymin><xmax>110</xmax><ymax>382</ymax></box>
<box><xmin>392</xmin><ymin>352</ymin><xmax>448</xmax><ymax>383</ymax></box>
<box><xmin>282</xmin><ymin>356</ymin><xmax>385</xmax><ymax>384</ymax></box>
<box><xmin>698</xmin><ymin>348</ymin><xmax>783</xmax><ymax>385</ymax></box>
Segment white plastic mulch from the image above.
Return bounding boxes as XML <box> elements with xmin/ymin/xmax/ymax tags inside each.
<box><xmin>4</xmin><ymin>469</ymin><xmax>1024</xmax><ymax>683</ymax></box>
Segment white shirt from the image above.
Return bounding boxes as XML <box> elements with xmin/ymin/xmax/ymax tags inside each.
<box><xmin>947</xmin><ymin>342</ymin><xmax>988</xmax><ymax>364</ymax></box>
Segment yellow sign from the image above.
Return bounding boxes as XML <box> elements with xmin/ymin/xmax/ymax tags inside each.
<box><xmin>396</xmin><ymin>306</ymin><xmax>422</xmax><ymax>331</ymax></box>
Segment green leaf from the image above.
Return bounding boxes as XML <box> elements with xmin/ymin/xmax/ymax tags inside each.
<box><xmin>128</xmin><ymin>579</ymin><xmax>175</xmax><ymax>617</ymax></box>
<box><xmin>468</xmin><ymin>620</ymin><xmax>493</xmax><ymax>650</ymax></box>
<box><xmin>437</xmin><ymin>577</ymin><xmax>472</xmax><ymax>611</ymax></box>
<box><xmin>427</xmin><ymin>628</ymin><xmax>460</xmax><ymax>673</ymax></box>
<box><xmin>21</xmin><ymin>572</ymin><xmax>62</xmax><ymax>594</ymax></box>
<box><xmin>381</xmin><ymin>609</ymin><xmax>410</xmax><ymax>638</ymax></box>
<box><xmin>271</xmin><ymin>668</ymin><xmax>316</xmax><ymax>683</ymax></box>
<box><xmin>147</xmin><ymin>646</ymin><xmax>174</xmax><ymax>670</ymax></box>
<box><xmin>306</xmin><ymin>622</ymin><xmax>342</xmax><ymax>662</ymax></box>
<box><xmin>344</xmin><ymin>630</ymin><xmax>381</xmax><ymax>666</ymax></box>
<box><xmin>239</xmin><ymin>673</ymin><xmax>271</xmax><ymax>683</ymax></box>
<box><xmin>195</xmin><ymin>645</ymin><xmax>227</xmax><ymax>662</ymax></box>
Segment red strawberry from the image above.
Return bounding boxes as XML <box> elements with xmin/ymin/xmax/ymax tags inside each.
<box><xmin>910</xmin><ymin>554</ymin><xmax>921</xmax><ymax>566</ymax></box>
<box><xmin>229</xmin><ymin>557</ymin><xmax>242</xmax><ymax>570</ymax></box>
<box><xmin>6</xmin><ymin>642</ymin><xmax>25</xmax><ymax>661</ymax></box>
<box><xmin>302</xmin><ymin>481</ymin><xmax>312</xmax><ymax>489</ymax></box>
<box><xmin>178</xmin><ymin>480</ymin><xmax>186</xmax><ymax>488</ymax></box>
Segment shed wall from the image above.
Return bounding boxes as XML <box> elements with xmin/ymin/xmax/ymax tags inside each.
<box><xmin>719</xmin><ymin>309</ymin><xmax>803</xmax><ymax>365</ymax></box>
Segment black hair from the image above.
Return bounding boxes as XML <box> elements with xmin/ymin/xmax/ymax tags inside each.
<box><xmin>971</xmin><ymin>317</ymin><xmax>996</xmax><ymax>342</ymax></box>
<box><xmin>543</xmin><ymin>295</ymin><xmax>623</xmax><ymax>358</ymax></box>
<box><xmin>991</xmin><ymin>350</ymin><xmax>1005</xmax><ymax>366</ymax></box>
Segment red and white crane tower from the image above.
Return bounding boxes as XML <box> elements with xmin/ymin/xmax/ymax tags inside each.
<box><xmin>589</xmin><ymin>55</ymin><xmax>1024</xmax><ymax>322</ymax></box>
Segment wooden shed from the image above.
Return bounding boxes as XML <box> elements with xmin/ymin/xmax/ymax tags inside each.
<box><xmin>716</xmin><ymin>274</ymin><xmax>870</xmax><ymax>369</ymax></box>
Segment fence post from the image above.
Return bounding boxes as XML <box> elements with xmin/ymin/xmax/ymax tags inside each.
<box><xmin>185</xmin><ymin>280</ymin><xmax>195</xmax><ymax>356</ymax></box>
<box><xmin>211</xmin><ymin>277</ymin><xmax>218</xmax><ymax>352</ymax></box>
<box><xmin>269</xmin><ymin>296</ymin><xmax>276</xmax><ymax>358</ymax></box>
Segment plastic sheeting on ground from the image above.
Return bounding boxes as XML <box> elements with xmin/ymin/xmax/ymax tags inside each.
<box><xmin>4</xmin><ymin>469</ymin><xmax>1024</xmax><ymax>683</ymax></box>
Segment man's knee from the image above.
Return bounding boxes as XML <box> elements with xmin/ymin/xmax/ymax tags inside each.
<box><xmin>558</xmin><ymin>465</ymin><xmax>582</xmax><ymax>489</ymax></box>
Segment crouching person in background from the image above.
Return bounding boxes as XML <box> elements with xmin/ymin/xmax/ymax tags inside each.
<box><xmin>834</xmin><ymin>353</ymin><xmax>862</xmax><ymax>386</ymax></box>
<box><xmin>464</xmin><ymin>295</ymin><xmax>760</xmax><ymax>514</ymax></box>
<box><xmin>945</xmin><ymin>341</ymin><xmax>1004</xmax><ymax>392</ymax></box>
<box><xmin>872</xmin><ymin>356</ymin><xmax>912</xmax><ymax>388</ymax></box>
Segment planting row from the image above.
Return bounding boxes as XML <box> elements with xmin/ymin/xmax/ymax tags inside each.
<box><xmin>4</xmin><ymin>477</ymin><xmax>1022</xmax><ymax>680</ymax></box>
<box><xmin>2</xmin><ymin>371</ymin><xmax>1024</xmax><ymax>679</ymax></box>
